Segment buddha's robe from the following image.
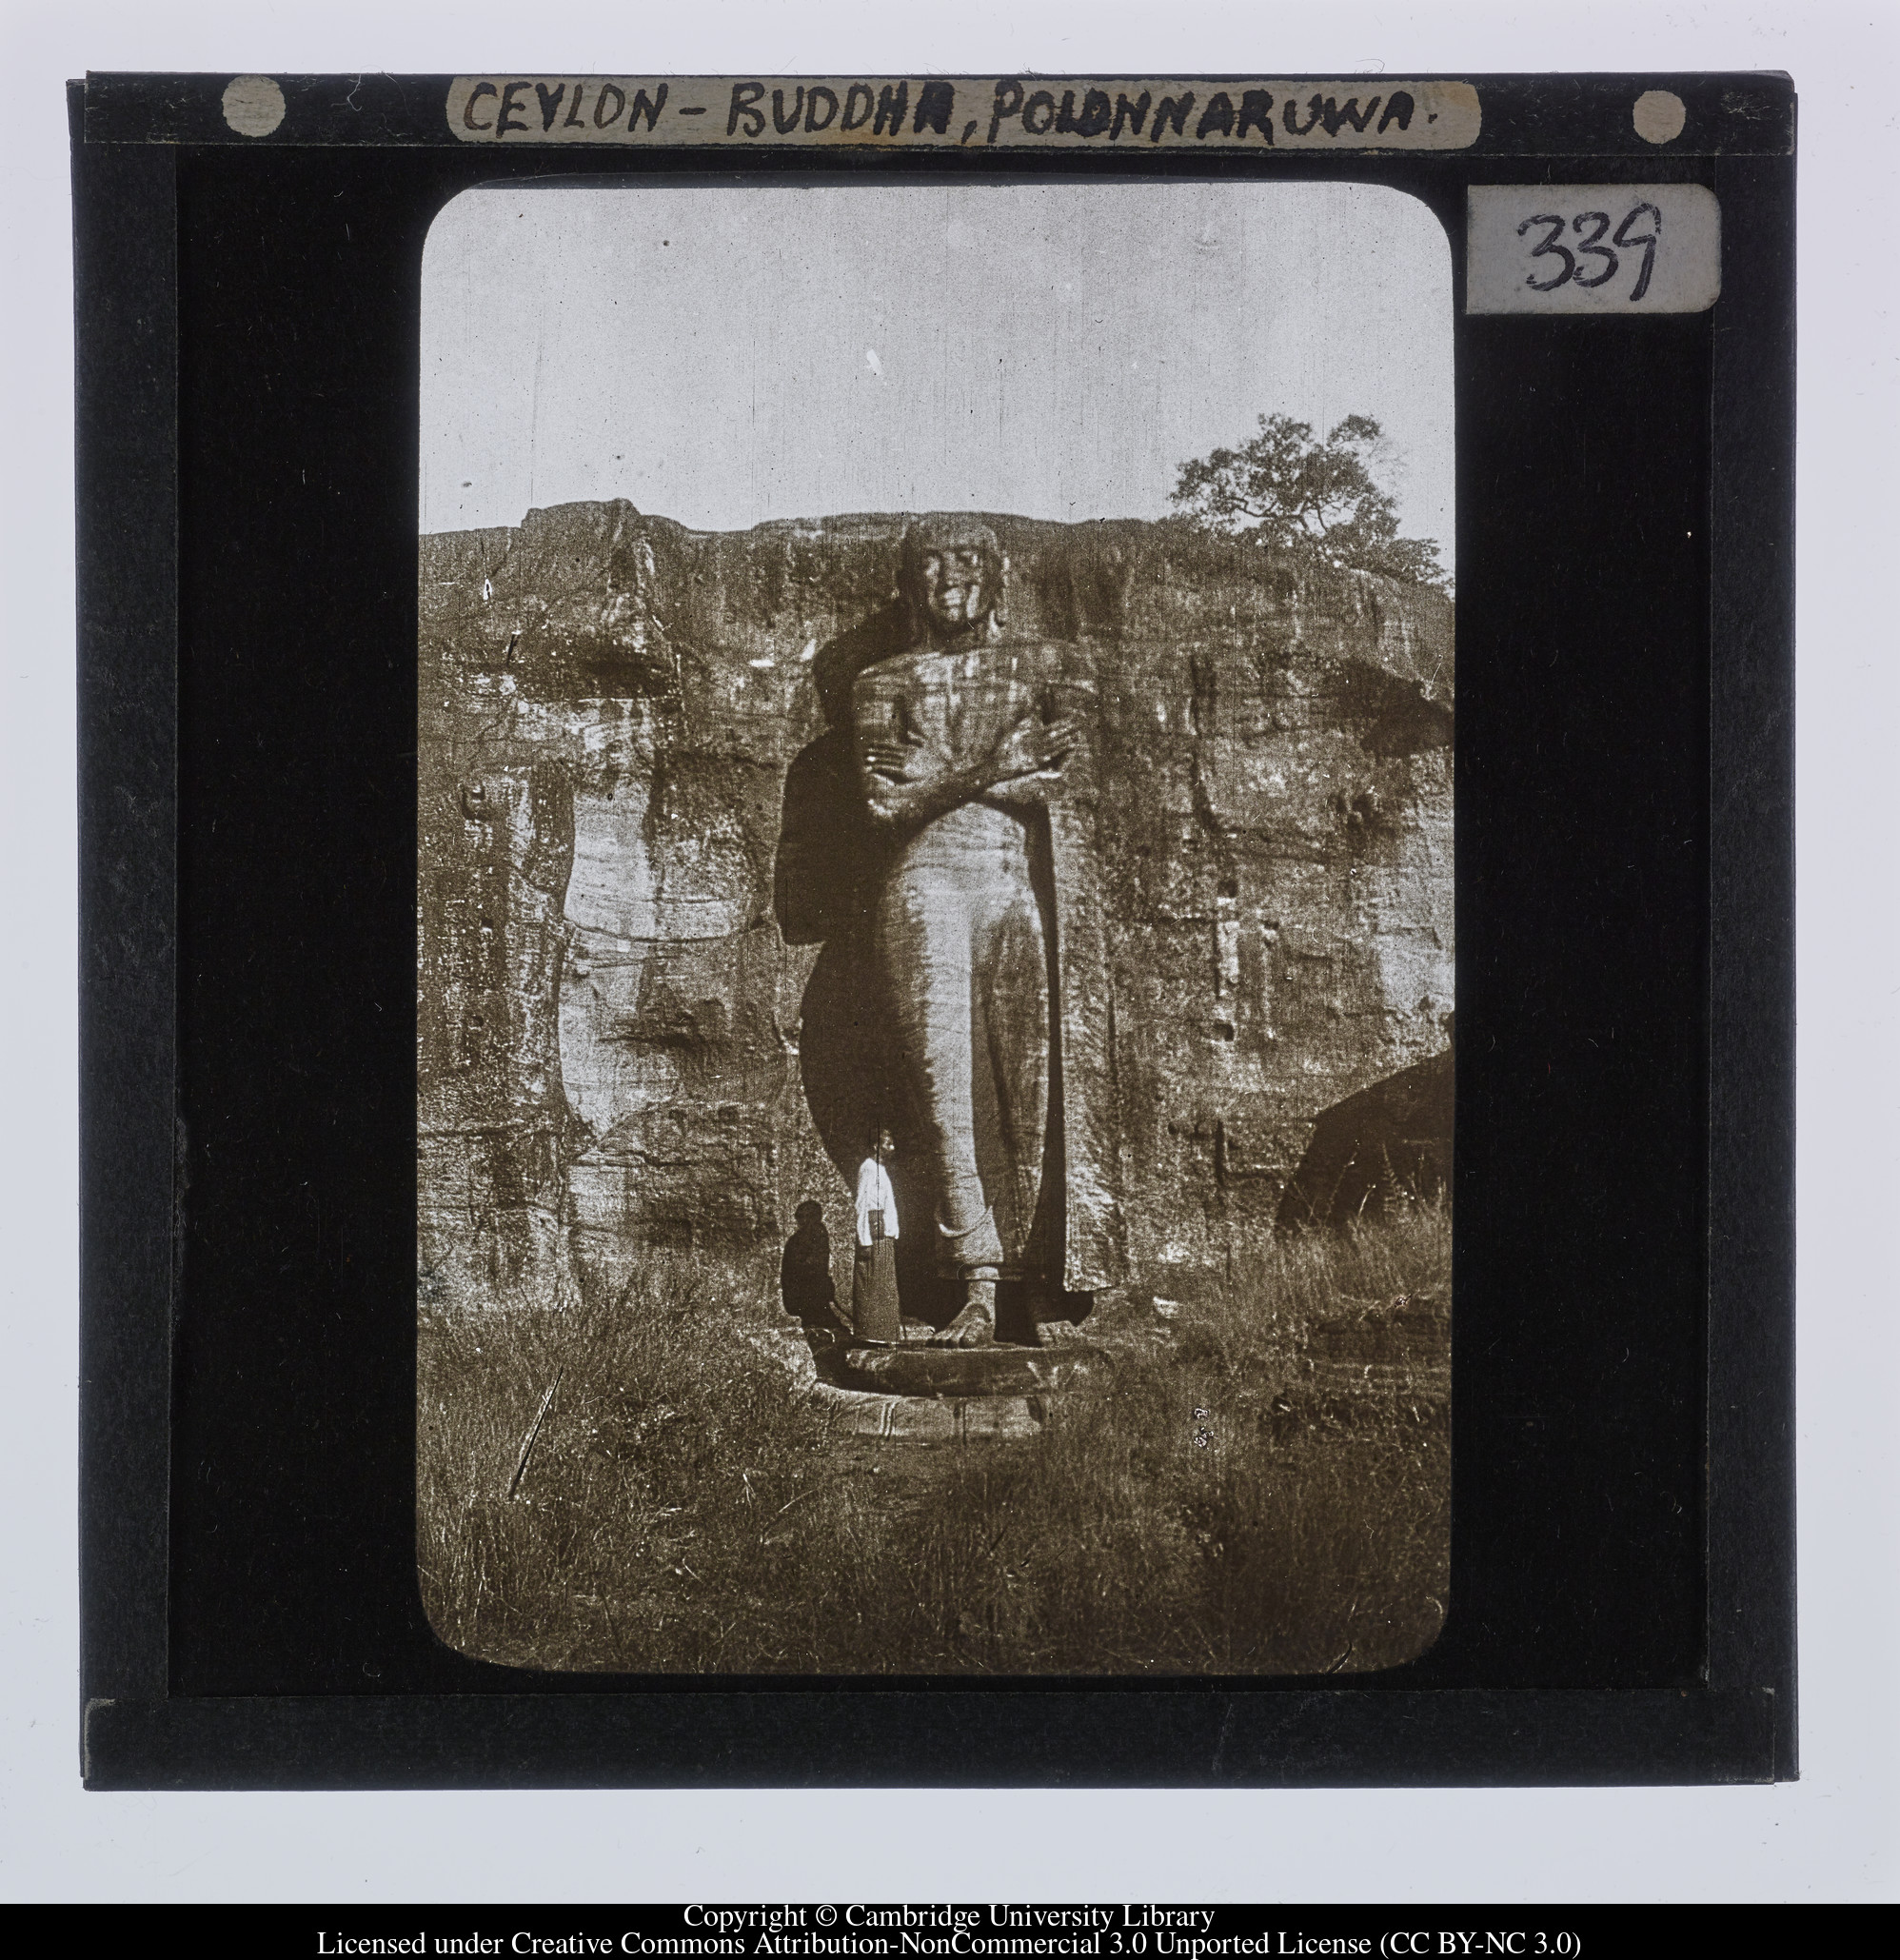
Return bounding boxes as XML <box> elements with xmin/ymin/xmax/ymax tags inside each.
<box><xmin>840</xmin><ymin>640</ymin><xmax>1118</xmax><ymax>1294</ymax></box>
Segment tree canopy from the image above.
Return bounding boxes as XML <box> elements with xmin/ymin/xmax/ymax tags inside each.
<box><xmin>1171</xmin><ymin>413</ymin><xmax>1449</xmax><ymax>592</ymax></box>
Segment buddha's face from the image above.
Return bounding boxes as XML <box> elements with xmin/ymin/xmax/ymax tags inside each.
<box><xmin>919</xmin><ymin>545</ymin><xmax>990</xmax><ymax>631</ymax></box>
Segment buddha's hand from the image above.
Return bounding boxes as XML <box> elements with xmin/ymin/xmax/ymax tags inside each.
<box><xmin>986</xmin><ymin>712</ymin><xmax>1079</xmax><ymax>793</ymax></box>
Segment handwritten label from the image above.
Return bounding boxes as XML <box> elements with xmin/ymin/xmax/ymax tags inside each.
<box><xmin>445</xmin><ymin>77</ymin><xmax>1481</xmax><ymax>150</ymax></box>
<box><xmin>1466</xmin><ymin>185</ymin><xmax>1721</xmax><ymax>314</ymax></box>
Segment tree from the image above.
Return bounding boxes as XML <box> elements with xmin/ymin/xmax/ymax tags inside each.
<box><xmin>1171</xmin><ymin>412</ymin><xmax>1449</xmax><ymax>592</ymax></box>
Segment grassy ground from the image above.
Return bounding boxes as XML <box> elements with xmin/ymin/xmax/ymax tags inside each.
<box><xmin>417</xmin><ymin>1203</ymin><xmax>1450</xmax><ymax>1674</ymax></box>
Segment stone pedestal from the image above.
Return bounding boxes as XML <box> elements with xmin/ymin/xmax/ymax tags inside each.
<box><xmin>834</xmin><ymin>1342</ymin><xmax>1097</xmax><ymax>1399</ymax></box>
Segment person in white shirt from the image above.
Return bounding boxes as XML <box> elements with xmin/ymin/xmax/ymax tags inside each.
<box><xmin>852</xmin><ymin>1126</ymin><xmax>901</xmax><ymax>1343</ymax></box>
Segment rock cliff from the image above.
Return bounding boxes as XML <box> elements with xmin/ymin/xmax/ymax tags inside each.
<box><xmin>418</xmin><ymin>502</ymin><xmax>1453</xmax><ymax>1319</ymax></box>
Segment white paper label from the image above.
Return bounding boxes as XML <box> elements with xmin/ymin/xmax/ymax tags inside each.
<box><xmin>445</xmin><ymin>77</ymin><xmax>1481</xmax><ymax>150</ymax></box>
<box><xmin>1466</xmin><ymin>185</ymin><xmax>1720</xmax><ymax>315</ymax></box>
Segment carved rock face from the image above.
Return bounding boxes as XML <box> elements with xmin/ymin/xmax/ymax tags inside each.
<box><xmin>418</xmin><ymin>501</ymin><xmax>1453</xmax><ymax>1318</ymax></box>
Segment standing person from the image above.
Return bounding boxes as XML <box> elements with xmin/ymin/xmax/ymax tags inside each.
<box><xmin>780</xmin><ymin>1199</ymin><xmax>846</xmax><ymax>1334</ymax></box>
<box><xmin>852</xmin><ymin>1126</ymin><xmax>902</xmax><ymax>1344</ymax></box>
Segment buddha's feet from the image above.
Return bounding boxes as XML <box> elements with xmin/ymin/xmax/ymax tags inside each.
<box><xmin>940</xmin><ymin>1284</ymin><xmax>996</xmax><ymax>1347</ymax></box>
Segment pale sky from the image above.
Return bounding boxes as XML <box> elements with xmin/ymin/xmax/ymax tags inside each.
<box><xmin>421</xmin><ymin>181</ymin><xmax>1453</xmax><ymax>564</ymax></box>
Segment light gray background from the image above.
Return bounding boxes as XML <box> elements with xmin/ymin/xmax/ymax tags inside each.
<box><xmin>421</xmin><ymin>180</ymin><xmax>1454</xmax><ymax>559</ymax></box>
<box><xmin>3</xmin><ymin>0</ymin><xmax>1893</xmax><ymax>1907</ymax></box>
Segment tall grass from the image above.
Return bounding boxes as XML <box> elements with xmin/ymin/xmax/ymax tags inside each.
<box><xmin>418</xmin><ymin>1205</ymin><xmax>1450</xmax><ymax>1675</ymax></box>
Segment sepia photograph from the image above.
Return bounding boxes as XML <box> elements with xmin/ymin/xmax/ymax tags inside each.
<box><xmin>415</xmin><ymin>179</ymin><xmax>1455</xmax><ymax>1674</ymax></box>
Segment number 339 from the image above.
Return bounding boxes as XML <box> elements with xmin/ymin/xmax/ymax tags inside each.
<box><xmin>1516</xmin><ymin>204</ymin><xmax>1663</xmax><ymax>302</ymax></box>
